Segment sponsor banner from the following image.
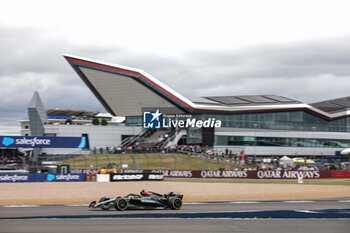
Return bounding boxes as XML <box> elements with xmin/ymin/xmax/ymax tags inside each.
<box><xmin>0</xmin><ymin>173</ymin><xmax>86</xmax><ymax>183</ymax></box>
<box><xmin>116</xmin><ymin>170</ymin><xmax>349</xmax><ymax>179</ymax></box>
<box><xmin>253</xmin><ymin>170</ymin><xmax>331</xmax><ymax>179</ymax></box>
<box><xmin>0</xmin><ymin>136</ymin><xmax>87</xmax><ymax>148</ymax></box>
<box><xmin>43</xmin><ymin>173</ymin><xmax>86</xmax><ymax>182</ymax></box>
<box><xmin>110</xmin><ymin>173</ymin><xmax>164</xmax><ymax>182</ymax></box>
<box><xmin>144</xmin><ymin>170</ymin><xmax>248</xmax><ymax>178</ymax></box>
<box><xmin>119</xmin><ymin>169</ymin><xmax>145</xmax><ymax>173</ymax></box>
<box><xmin>0</xmin><ymin>174</ymin><xmax>29</xmax><ymax>183</ymax></box>
<box><xmin>126</xmin><ymin>170</ymin><xmax>333</xmax><ymax>179</ymax></box>
<box><xmin>331</xmin><ymin>170</ymin><xmax>350</xmax><ymax>178</ymax></box>
<box><xmin>71</xmin><ymin>169</ymin><xmax>100</xmax><ymax>175</ymax></box>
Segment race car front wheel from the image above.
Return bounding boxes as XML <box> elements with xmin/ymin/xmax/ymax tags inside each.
<box><xmin>168</xmin><ymin>197</ymin><xmax>182</xmax><ymax>210</ymax></box>
<box><xmin>114</xmin><ymin>197</ymin><xmax>128</xmax><ymax>211</ymax></box>
<box><xmin>99</xmin><ymin>197</ymin><xmax>111</xmax><ymax>210</ymax></box>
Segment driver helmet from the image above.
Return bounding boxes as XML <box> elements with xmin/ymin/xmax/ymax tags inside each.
<box><xmin>140</xmin><ymin>190</ymin><xmax>150</xmax><ymax>196</ymax></box>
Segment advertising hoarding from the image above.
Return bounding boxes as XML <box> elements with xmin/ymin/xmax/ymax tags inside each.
<box><xmin>0</xmin><ymin>136</ymin><xmax>87</xmax><ymax>148</ymax></box>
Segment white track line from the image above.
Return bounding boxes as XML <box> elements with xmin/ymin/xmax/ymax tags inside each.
<box><xmin>65</xmin><ymin>204</ymin><xmax>89</xmax><ymax>207</ymax></box>
<box><xmin>229</xmin><ymin>202</ymin><xmax>260</xmax><ymax>204</ymax></box>
<box><xmin>183</xmin><ymin>202</ymin><xmax>207</xmax><ymax>205</ymax></box>
<box><xmin>294</xmin><ymin>210</ymin><xmax>318</xmax><ymax>214</ymax></box>
<box><xmin>2</xmin><ymin>205</ymin><xmax>40</xmax><ymax>208</ymax></box>
<box><xmin>284</xmin><ymin>200</ymin><xmax>315</xmax><ymax>203</ymax></box>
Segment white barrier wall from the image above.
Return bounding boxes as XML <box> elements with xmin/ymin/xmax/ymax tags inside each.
<box><xmin>96</xmin><ymin>174</ymin><xmax>110</xmax><ymax>182</ymax></box>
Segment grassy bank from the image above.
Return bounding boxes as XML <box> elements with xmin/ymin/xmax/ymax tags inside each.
<box><xmin>59</xmin><ymin>153</ymin><xmax>238</xmax><ymax>170</ymax></box>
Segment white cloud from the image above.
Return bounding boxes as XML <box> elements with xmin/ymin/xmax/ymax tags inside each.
<box><xmin>0</xmin><ymin>72</ymin><xmax>103</xmax><ymax>110</ymax></box>
<box><xmin>194</xmin><ymin>74</ymin><xmax>350</xmax><ymax>103</ymax></box>
<box><xmin>0</xmin><ymin>125</ymin><xmax>20</xmax><ymax>136</ymax></box>
<box><xmin>1</xmin><ymin>0</ymin><xmax>350</xmax><ymax>53</ymax></box>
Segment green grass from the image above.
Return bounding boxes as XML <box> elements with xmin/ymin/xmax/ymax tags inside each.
<box><xmin>59</xmin><ymin>153</ymin><xmax>239</xmax><ymax>170</ymax></box>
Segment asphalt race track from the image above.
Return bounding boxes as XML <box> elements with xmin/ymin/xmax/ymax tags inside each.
<box><xmin>0</xmin><ymin>198</ymin><xmax>349</xmax><ymax>233</ymax></box>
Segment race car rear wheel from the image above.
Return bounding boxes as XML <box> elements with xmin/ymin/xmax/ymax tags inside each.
<box><xmin>114</xmin><ymin>197</ymin><xmax>128</xmax><ymax>211</ymax></box>
<box><xmin>168</xmin><ymin>197</ymin><xmax>182</xmax><ymax>210</ymax></box>
<box><xmin>99</xmin><ymin>197</ymin><xmax>110</xmax><ymax>210</ymax></box>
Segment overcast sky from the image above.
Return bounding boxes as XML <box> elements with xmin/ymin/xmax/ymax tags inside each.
<box><xmin>1</xmin><ymin>0</ymin><xmax>350</xmax><ymax>135</ymax></box>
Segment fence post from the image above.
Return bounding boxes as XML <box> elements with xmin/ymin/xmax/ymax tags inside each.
<box><xmin>83</xmin><ymin>155</ymin><xmax>87</xmax><ymax>170</ymax></box>
<box><xmin>173</xmin><ymin>154</ymin><xmax>177</xmax><ymax>169</ymax></box>
<box><xmin>93</xmin><ymin>154</ymin><xmax>99</xmax><ymax>169</ymax></box>
<box><xmin>205</xmin><ymin>154</ymin><xmax>208</xmax><ymax>170</ymax></box>
<box><xmin>119</xmin><ymin>154</ymin><xmax>123</xmax><ymax>167</ymax></box>
<box><xmin>144</xmin><ymin>154</ymin><xmax>149</xmax><ymax>169</ymax></box>
<box><xmin>73</xmin><ymin>157</ymin><xmax>76</xmax><ymax>169</ymax></box>
<box><xmin>21</xmin><ymin>156</ymin><xmax>25</xmax><ymax>170</ymax></box>
<box><xmin>158</xmin><ymin>154</ymin><xmax>162</xmax><ymax>170</ymax></box>
<box><xmin>131</xmin><ymin>154</ymin><xmax>137</xmax><ymax>169</ymax></box>
<box><xmin>229</xmin><ymin>157</ymin><xmax>234</xmax><ymax>170</ymax></box>
<box><xmin>106</xmin><ymin>153</ymin><xmax>110</xmax><ymax>164</ymax></box>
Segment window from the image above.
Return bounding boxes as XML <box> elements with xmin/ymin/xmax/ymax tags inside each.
<box><xmin>214</xmin><ymin>135</ymin><xmax>350</xmax><ymax>148</ymax></box>
<box><xmin>199</xmin><ymin>111</ymin><xmax>348</xmax><ymax>132</ymax></box>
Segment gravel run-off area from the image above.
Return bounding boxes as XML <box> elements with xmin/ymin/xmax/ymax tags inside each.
<box><xmin>0</xmin><ymin>181</ymin><xmax>350</xmax><ymax>205</ymax></box>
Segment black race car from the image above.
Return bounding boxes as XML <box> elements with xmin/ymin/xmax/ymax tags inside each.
<box><xmin>89</xmin><ymin>190</ymin><xmax>183</xmax><ymax>211</ymax></box>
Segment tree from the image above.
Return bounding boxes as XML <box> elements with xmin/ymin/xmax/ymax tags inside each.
<box><xmin>101</xmin><ymin>119</ymin><xmax>108</xmax><ymax>126</ymax></box>
<box><xmin>92</xmin><ymin>118</ymin><xmax>100</xmax><ymax>125</ymax></box>
<box><xmin>65</xmin><ymin>118</ymin><xmax>72</xmax><ymax>125</ymax></box>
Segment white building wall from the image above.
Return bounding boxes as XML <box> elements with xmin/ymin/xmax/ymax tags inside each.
<box><xmin>214</xmin><ymin>127</ymin><xmax>350</xmax><ymax>156</ymax></box>
<box><xmin>42</xmin><ymin>124</ymin><xmax>142</xmax><ymax>154</ymax></box>
<box><xmin>214</xmin><ymin>145</ymin><xmax>341</xmax><ymax>157</ymax></box>
<box><xmin>215</xmin><ymin>127</ymin><xmax>350</xmax><ymax>139</ymax></box>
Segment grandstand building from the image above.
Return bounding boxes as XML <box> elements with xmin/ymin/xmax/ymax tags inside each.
<box><xmin>21</xmin><ymin>55</ymin><xmax>350</xmax><ymax>158</ymax></box>
<box><xmin>20</xmin><ymin>92</ymin><xmax>141</xmax><ymax>155</ymax></box>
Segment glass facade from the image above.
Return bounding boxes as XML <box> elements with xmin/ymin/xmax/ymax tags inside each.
<box><xmin>125</xmin><ymin>111</ymin><xmax>349</xmax><ymax>132</ymax></box>
<box><xmin>200</xmin><ymin>111</ymin><xmax>349</xmax><ymax>132</ymax></box>
<box><xmin>215</xmin><ymin>135</ymin><xmax>350</xmax><ymax>148</ymax></box>
<box><xmin>125</xmin><ymin>116</ymin><xmax>142</xmax><ymax>126</ymax></box>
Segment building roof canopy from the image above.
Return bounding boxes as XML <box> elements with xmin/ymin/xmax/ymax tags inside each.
<box><xmin>199</xmin><ymin>95</ymin><xmax>300</xmax><ymax>106</ymax></box>
<box><xmin>64</xmin><ymin>54</ymin><xmax>350</xmax><ymax>120</ymax></box>
<box><xmin>46</xmin><ymin>109</ymin><xmax>99</xmax><ymax>117</ymax></box>
<box><xmin>311</xmin><ymin>97</ymin><xmax>350</xmax><ymax>113</ymax></box>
